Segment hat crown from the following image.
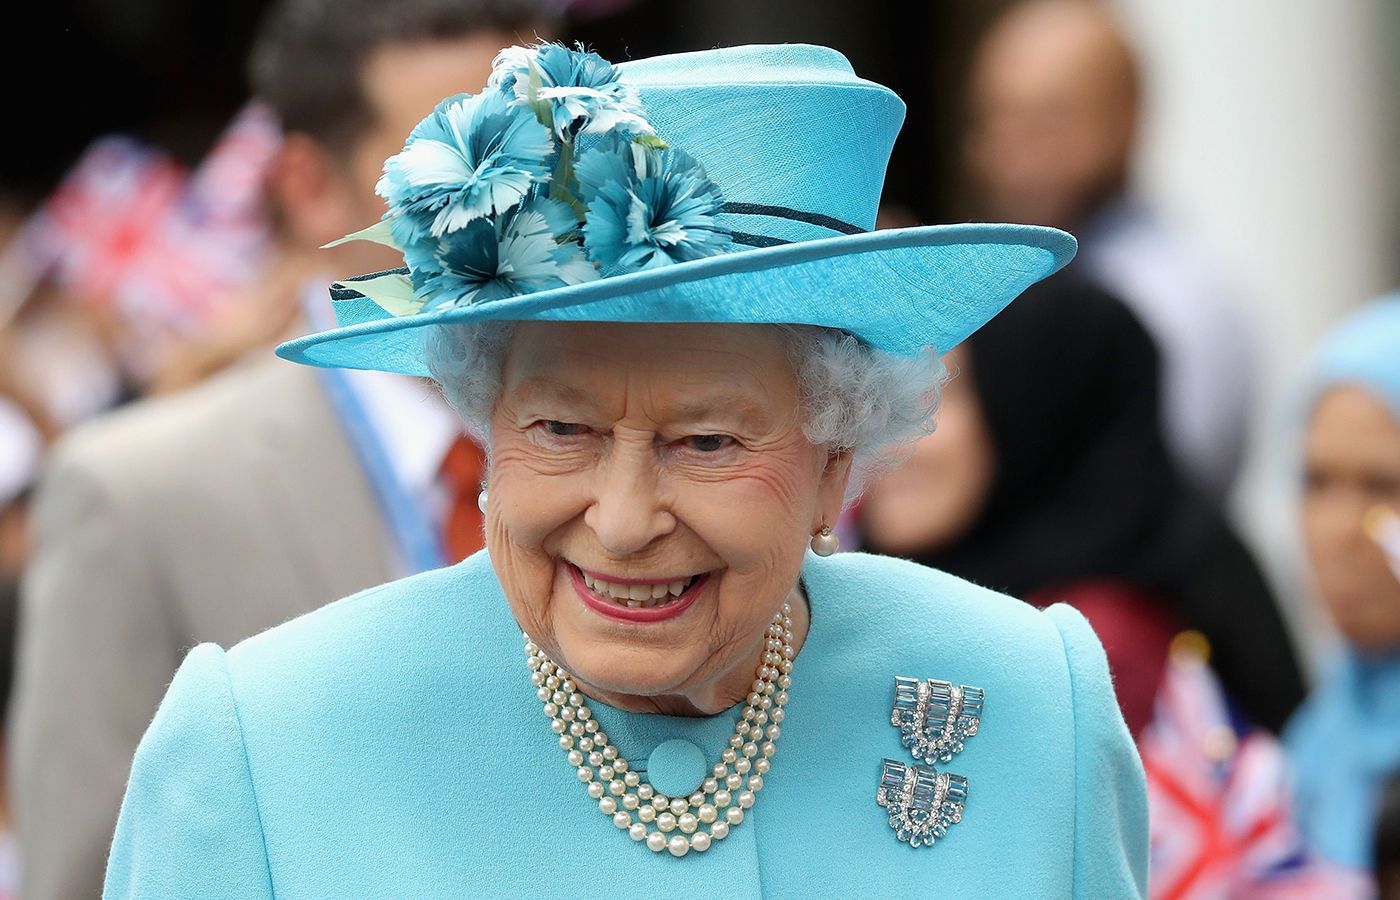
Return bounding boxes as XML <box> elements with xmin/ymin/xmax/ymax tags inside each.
<box><xmin>279</xmin><ymin>41</ymin><xmax>1074</xmax><ymax>378</ymax></box>
<box><xmin>615</xmin><ymin>44</ymin><xmax>906</xmax><ymax>244</ymax></box>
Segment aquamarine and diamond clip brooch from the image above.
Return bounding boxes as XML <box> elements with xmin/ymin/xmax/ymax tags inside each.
<box><xmin>878</xmin><ymin>676</ymin><xmax>983</xmax><ymax>848</ymax></box>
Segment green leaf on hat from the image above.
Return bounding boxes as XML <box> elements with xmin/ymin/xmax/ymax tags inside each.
<box><xmin>548</xmin><ymin>141</ymin><xmax>588</xmax><ymax>220</ymax></box>
<box><xmin>632</xmin><ymin>134</ymin><xmax>669</xmax><ymax>150</ymax></box>
<box><xmin>524</xmin><ymin>58</ymin><xmax>552</xmax><ymax>130</ymax></box>
<box><xmin>320</xmin><ymin>219</ymin><xmax>402</xmax><ymax>251</ymax></box>
<box><xmin>332</xmin><ymin>272</ymin><xmax>424</xmax><ymax>317</ymax></box>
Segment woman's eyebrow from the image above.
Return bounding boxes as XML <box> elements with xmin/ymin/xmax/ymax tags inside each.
<box><xmin>511</xmin><ymin>378</ymin><xmax>599</xmax><ymax>411</ymax></box>
<box><xmin>514</xmin><ymin>377</ymin><xmax>774</xmax><ymax>430</ymax></box>
<box><xmin>664</xmin><ymin>396</ymin><xmax>774</xmax><ymax>431</ymax></box>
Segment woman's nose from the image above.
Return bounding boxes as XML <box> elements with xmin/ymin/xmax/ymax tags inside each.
<box><xmin>584</xmin><ymin>446</ymin><xmax>677</xmax><ymax>555</ymax></box>
<box><xmin>1314</xmin><ymin>487</ymin><xmax>1374</xmax><ymax>549</ymax></box>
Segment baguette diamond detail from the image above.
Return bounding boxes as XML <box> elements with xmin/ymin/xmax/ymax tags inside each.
<box><xmin>890</xmin><ymin>676</ymin><xmax>983</xmax><ymax>765</ymax></box>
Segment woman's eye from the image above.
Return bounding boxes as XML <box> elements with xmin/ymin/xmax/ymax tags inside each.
<box><xmin>543</xmin><ymin>420</ymin><xmax>586</xmax><ymax>437</ymax></box>
<box><xmin>1363</xmin><ymin>475</ymin><xmax>1400</xmax><ymax>498</ymax></box>
<box><xmin>686</xmin><ymin>434</ymin><xmax>731</xmax><ymax>452</ymax></box>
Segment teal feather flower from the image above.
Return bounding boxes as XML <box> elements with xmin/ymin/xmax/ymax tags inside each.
<box><xmin>331</xmin><ymin>43</ymin><xmax>735</xmax><ymax>320</ymax></box>
<box><xmin>376</xmin><ymin>90</ymin><xmax>553</xmax><ymax>245</ymax></box>
<box><xmin>414</xmin><ymin>196</ymin><xmax>598</xmax><ymax>310</ymax></box>
<box><xmin>489</xmin><ymin>42</ymin><xmax>652</xmax><ymax>139</ymax></box>
<box><xmin>575</xmin><ymin>134</ymin><xmax>731</xmax><ymax>271</ymax></box>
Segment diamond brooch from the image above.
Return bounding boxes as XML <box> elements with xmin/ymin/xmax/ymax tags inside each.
<box><xmin>890</xmin><ymin>676</ymin><xmax>983</xmax><ymax>765</ymax></box>
<box><xmin>878</xmin><ymin>676</ymin><xmax>983</xmax><ymax>848</ymax></box>
<box><xmin>876</xmin><ymin>759</ymin><xmax>968</xmax><ymax>848</ymax></box>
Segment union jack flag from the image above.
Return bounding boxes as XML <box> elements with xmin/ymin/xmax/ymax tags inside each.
<box><xmin>1141</xmin><ymin>635</ymin><xmax>1373</xmax><ymax>899</ymax></box>
<box><xmin>40</xmin><ymin>137</ymin><xmax>203</xmax><ymax>324</ymax></box>
<box><xmin>21</xmin><ymin>102</ymin><xmax>280</xmax><ymax>341</ymax></box>
<box><xmin>184</xmin><ymin>101</ymin><xmax>280</xmax><ymax>251</ymax></box>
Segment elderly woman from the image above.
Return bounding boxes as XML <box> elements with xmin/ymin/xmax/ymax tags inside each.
<box><xmin>103</xmin><ymin>43</ymin><xmax>1146</xmax><ymax>897</ymax></box>
<box><xmin>1286</xmin><ymin>295</ymin><xmax>1400</xmax><ymax>875</ymax></box>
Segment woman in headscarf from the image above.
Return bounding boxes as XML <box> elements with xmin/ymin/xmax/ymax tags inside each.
<box><xmin>860</xmin><ymin>272</ymin><xmax>1304</xmax><ymax>736</ymax></box>
<box><xmin>1286</xmin><ymin>294</ymin><xmax>1400</xmax><ymax>873</ymax></box>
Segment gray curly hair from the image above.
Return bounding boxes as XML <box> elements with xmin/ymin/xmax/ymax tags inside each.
<box><xmin>423</xmin><ymin>322</ymin><xmax>947</xmax><ymax>504</ymax></box>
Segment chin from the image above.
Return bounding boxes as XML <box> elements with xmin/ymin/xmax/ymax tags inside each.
<box><xmin>1339</xmin><ymin>622</ymin><xmax>1400</xmax><ymax>654</ymax></box>
<box><xmin>565</xmin><ymin>645</ymin><xmax>694</xmax><ymax>698</ymax></box>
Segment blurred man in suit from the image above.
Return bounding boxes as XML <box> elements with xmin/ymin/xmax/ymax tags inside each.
<box><xmin>7</xmin><ymin>2</ymin><xmax>558</xmax><ymax>895</ymax></box>
<box><xmin>964</xmin><ymin>0</ymin><xmax>1257</xmax><ymax>502</ymax></box>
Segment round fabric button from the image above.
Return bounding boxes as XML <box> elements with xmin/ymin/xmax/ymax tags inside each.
<box><xmin>645</xmin><ymin>739</ymin><xmax>707</xmax><ymax>798</ymax></box>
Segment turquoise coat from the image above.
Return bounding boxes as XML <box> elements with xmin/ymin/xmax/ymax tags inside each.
<box><xmin>103</xmin><ymin>550</ymin><xmax>1148</xmax><ymax>898</ymax></box>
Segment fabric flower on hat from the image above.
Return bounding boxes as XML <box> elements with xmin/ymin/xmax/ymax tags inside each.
<box><xmin>325</xmin><ymin>42</ymin><xmax>731</xmax><ymax>320</ymax></box>
<box><xmin>489</xmin><ymin>41</ymin><xmax>652</xmax><ymax>140</ymax></box>
<box><xmin>413</xmin><ymin>196</ymin><xmax>598</xmax><ymax>311</ymax></box>
<box><xmin>376</xmin><ymin>89</ymin><xmax>553</xmax><ymax>246</ymax></box>
<box><xmin>575</xmin><ymin>133</ymin><xmax>731</xmax><ymax>272</ymax></box>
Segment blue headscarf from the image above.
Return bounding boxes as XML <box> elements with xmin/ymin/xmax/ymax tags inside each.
<box><xmin>1304</xmin><ymin>294</ymin><xmax>1400</xmax><ymax>422</ymax></box>
<box><xmin>1285</xmin><ymin>293</ymin><xmax>1400</xmax><ymax>871</ymax></box>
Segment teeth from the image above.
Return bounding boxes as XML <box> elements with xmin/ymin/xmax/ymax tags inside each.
<box><xmin>577</xmin><ymin>568</ymin><xmax>698</xmax><ymax>608</ymax></box>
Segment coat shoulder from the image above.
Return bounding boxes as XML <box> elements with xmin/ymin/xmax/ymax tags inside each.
<box><xmin>42</xmin><ymin>356</ymin><xmax>320</xmax><ymax>500</ymax></box>
<box><xmin>804</xmin><ymin>550</ymin><xmax>1065</xmax><ymax>652</ymax></box>
<box><xmin>800</xmin><ymin>551</ymin><xmax>1116</xmax><ymax>750</ymax></box>
<box><xmin>801</xmin><ymin>552</ymin><xmax>1148</xmax><ymax>896</ymax></box>
<box><xmin>221</xmin><ymin>552</ymin><xmax>505</xmax><ymax>702</ymax></box>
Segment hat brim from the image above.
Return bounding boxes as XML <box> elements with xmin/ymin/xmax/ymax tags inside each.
<box><xmin>275</xmin><ymin>222</ymin><xmax>1075</xmax><ymax>377</ymax></box>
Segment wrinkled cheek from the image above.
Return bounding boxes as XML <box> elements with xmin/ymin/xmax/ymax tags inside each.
<box><xmin>486</xmin><ymin>454</ymin><xmax>588</xmax><ymax>638</ymax></box>
<box><xmin>490</xmin><ymin>541</ymin><xmax>562</xmax><ymax>647</ymax></box>
<box><xmin>687</xmin><ymin>461</ymin><xmax>817</xmax><ymax>606</ymax></box>
<box><xmin>719</xmin><ymin>458</ymin><xmax>820</xmax><ymax>533</ymax></box>
<box><xmin>488</xmin><ymin>443</ymin><xmax>584</xmax><ymax>546</ymax></box>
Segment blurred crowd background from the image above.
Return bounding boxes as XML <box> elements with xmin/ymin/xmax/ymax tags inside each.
<box><xmin>1</xmin><ymin>0</ymin><xmax>1398</xmax><ymax>897</ymax></box>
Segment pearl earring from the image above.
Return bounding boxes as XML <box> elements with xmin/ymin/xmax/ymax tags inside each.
<box><xmin>810</xmin><ymin>524</ymin><xmax>839</xmax><ymax>556</ymax></box>
<box><xmin>477</xmin><ymin>480</ymin><xmax>489</xmax><ymax>514</ymax></box>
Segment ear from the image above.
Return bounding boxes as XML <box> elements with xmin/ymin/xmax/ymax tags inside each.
<box><xmin>265</xmin><ymin>133</ymin><xmax>355</xmax><ymax>251</ymax></box>
<box><xmin>813</xmin><ymin>448</ymin><xmax>855</xmax><ymax>532</ymax></box>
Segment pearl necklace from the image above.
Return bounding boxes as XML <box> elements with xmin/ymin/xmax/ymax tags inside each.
<box><xmin>523</xmin><ymin>603</ymin><xmax>795</xmax><ymax>857</ymax></box>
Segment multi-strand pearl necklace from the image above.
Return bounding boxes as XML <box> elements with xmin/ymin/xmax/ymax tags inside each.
<box><xmin>522</xmin><ymin>602</ymin><xmax>795</xmax><ymax>857</ymax></box>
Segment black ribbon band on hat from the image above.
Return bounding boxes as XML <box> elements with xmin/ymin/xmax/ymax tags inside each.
<box><xmin>330</xmin><ymin>202</ymin><xmax>869</xmax><ymax>299</ymax></box>
<box><xmin>728</xmin><ymin>232</ymin><xmax>790</xmax><ymax>248</ymax></box>
<box><xmin>722</xmin><ymin>202</ymin><xmax>867</xmax><ymax>247</ymax></box>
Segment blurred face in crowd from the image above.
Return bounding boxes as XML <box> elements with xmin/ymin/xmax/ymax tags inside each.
<box><xmin>272</xmin><ymin>30</ymin><xmax>520</xmax><ymax>273</ymax></box>
<box><xmin>861</xmin><ymin>347</ymin><xmax>995</xmax><ymax>554</ymax></box>
<box><xmin>1303</xmin><ymin>386</ymin><xmax>1400</xmax><ymax>652</ymax></box>
<box><xmin>484</xmin><ymin>322</ymin><xmax>848</xmax><ymax>715</ymax></box>
<box><xmin>964</xmin><ymin>0</ymin><xmax>1138</xmax><ymax>231</ymax></box>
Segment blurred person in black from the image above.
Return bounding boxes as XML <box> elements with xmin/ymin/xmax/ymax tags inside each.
<box><xmin>964</xmin><ymin>0</ymin><xmax>1257</xmax><ymax>503</ymax></box>
<box><xmin>859</xmin><ymin>272</ymin><xmax>1304</xmax><ymax>737</ymax></box>
<box><xmin>7</xmin><ymin>2</ymin><xmax>558</xmax><ymax>895</ymax></box>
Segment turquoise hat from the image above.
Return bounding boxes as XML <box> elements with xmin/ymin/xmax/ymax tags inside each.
<box><xmin>275</xmin><ymin>42</ymin><xmax>1076</xmax><ymax>377</ymax></box>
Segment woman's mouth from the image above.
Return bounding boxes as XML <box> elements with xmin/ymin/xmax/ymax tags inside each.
<box><xmin>567</xmin><ymin>563</ymin><xmax>709</xmax><ymax>623</ymax></box>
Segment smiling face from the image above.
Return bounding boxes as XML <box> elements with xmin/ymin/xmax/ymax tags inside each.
<box><xmin>1303</xmin><ymin>385</ymin><xmax>1400</xmax><ymax>652</ymax></box>
<box><xmin>485</xmin><ymin>321</ymin><xmax>851</xmax><ymax>714</ymax></box>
